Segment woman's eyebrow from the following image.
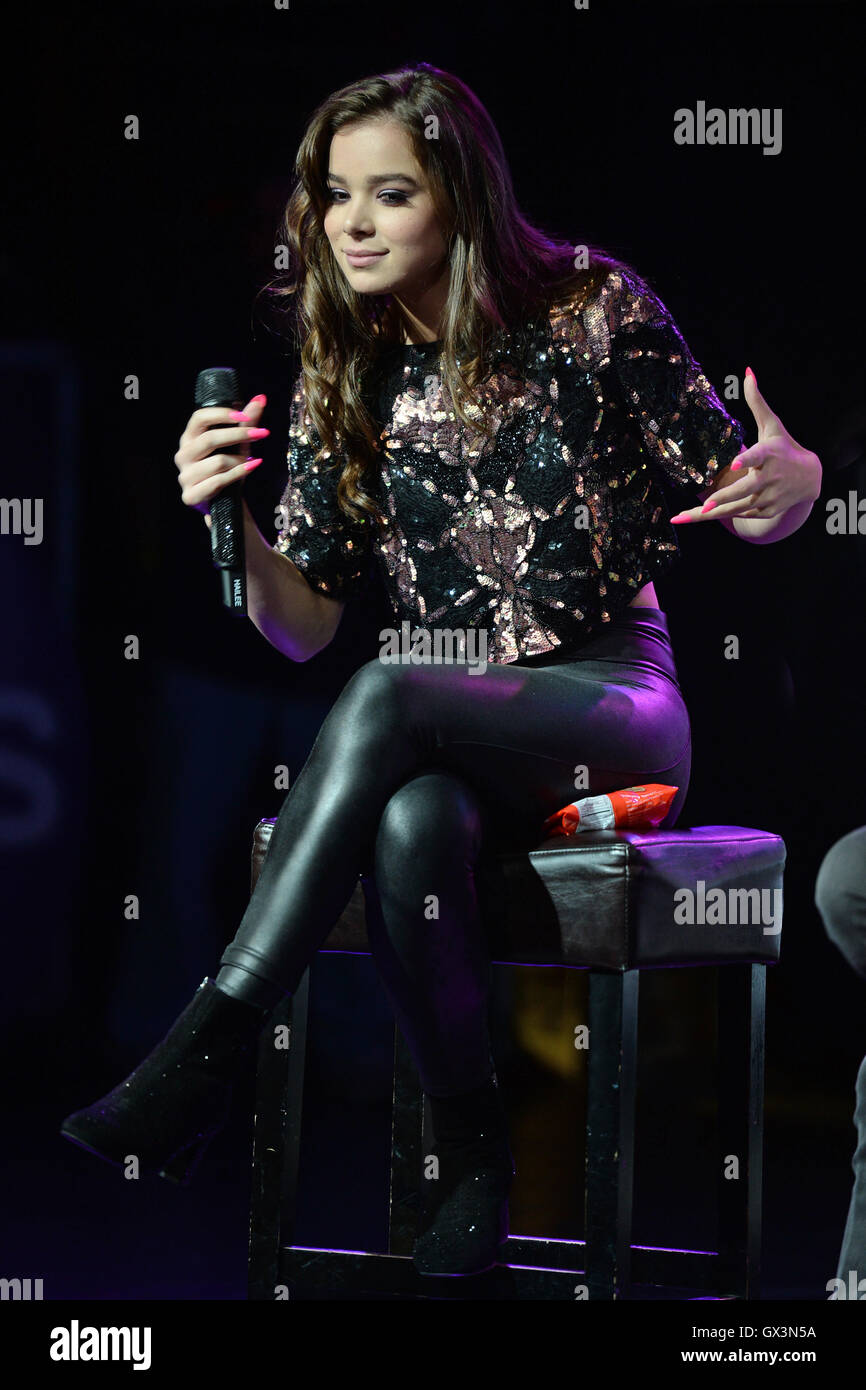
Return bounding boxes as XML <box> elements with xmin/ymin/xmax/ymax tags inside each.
<box><xmin>327</xmin><ymin>172</ymin><xmax>421</xmax><ymax>188</ymax></box>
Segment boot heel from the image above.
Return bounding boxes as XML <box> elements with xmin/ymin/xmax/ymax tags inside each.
<box><xmin>158</xmin><ymin>1133</ymin><xmax>214</xmax><ymax>1186</ymax></box>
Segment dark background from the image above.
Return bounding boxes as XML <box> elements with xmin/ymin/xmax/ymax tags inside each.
<box><xmin>2</xmin><ymin>0</ymin><xmax>864</xmax><ymax>1301</ymax></box>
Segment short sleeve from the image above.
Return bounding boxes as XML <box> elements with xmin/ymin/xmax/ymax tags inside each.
<box><xmin>595</xmin><ymin>269</ymin><xmax>745</xmax><ymax>493</ymax></box>
<box><xmin>273</xmin><ymin>373</ymin><xmax>371</xmax><ymax>600</ymax></box>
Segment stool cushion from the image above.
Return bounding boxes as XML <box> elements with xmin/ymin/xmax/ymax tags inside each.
<box><xmin>251</xmin><ymin>821</ymin><xmax>784</xmax><ymax>970</ymax></box>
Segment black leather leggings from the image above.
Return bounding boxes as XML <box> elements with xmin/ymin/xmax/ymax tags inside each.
<box><xmin>216</xmin><ymin>607</ymin><xmax>692</xmax><ymax>1095</ymax></box>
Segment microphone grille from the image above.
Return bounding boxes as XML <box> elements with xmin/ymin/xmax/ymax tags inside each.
<box><xmin>195</xmin><ymin>367</ymin><xmax>241</xmax><ymax>409</ymax></box>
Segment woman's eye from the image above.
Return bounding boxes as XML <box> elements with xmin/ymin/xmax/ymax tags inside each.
<box><xmin>327</xmin><ymin>189</ymin><xmax>408</xmax><ymax>205</ymax></box>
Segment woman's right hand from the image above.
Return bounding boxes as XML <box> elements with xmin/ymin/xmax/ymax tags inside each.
<box><xmin>174</xmin><ymin>393</ymin><xmax>270</xmax><ymax>527</ymax></box>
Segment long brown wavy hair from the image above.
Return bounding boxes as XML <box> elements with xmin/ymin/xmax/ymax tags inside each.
<box><xmin>260</xmin><ymin>61</ymin><xmax>639</xmax><ymax>529</ymax></box>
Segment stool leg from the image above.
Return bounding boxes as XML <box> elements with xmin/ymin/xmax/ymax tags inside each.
<box><xmin>585</xmin><ymin>969</ymin><xmax>639</xmax><ymax>1299</ymax></box>
<box><xmin>387</xmin><ymin>1024</ymin><xmax>424</xmax><ymax>1256</ymax></box>
<box><xmin>247</xmin><ymin>967</ymin><xmax>311</xmax><ymax>1300</ymax></box>
<box><xmin>716</xmin><ymin>962</ymin><xmax>765</xmax><ymax>1299</ymax></box>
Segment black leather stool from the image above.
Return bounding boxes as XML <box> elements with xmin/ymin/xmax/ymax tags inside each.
<box><xmin>246</xmin><ymin>821</ymin><xmax>785</xmax><ymax>1301</ymax></box>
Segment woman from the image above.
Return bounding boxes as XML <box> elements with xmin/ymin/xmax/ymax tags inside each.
<box><xmin>61</xmin><ymin>62</ymin><xmax>822</xmax><ymax>1278</ymax></box>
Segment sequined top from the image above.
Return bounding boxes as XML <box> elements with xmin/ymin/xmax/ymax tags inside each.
<box><xmin>273</xmin><ymin>266</ymin><xmax>745</xmax><ymax>664</ymax></box>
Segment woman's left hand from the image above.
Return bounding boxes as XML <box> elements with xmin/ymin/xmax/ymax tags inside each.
<box><xmin>670</xmin><ymin>367</ymin><xmax>822</xmax><ymax>524</ymax></box>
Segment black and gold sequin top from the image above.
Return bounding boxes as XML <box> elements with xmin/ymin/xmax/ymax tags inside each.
<box><xmin>273</xmin><ymin>267</ymin><xmax>745</xmax><ymax>663</ymax></box>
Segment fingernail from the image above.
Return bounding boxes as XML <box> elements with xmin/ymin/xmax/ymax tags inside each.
<box><xmin>250</xmin><ymin>394</ymin><xmax>267</xmax><ymax>406</ymax></box>
<box><xmin>231</xmin><ymin>410</ymin><xmax>250</xmax><ymax>421</ymax></box>
<box><xmin>244</xmin><ymin>458</ymin><xmax>263</xmax><ymax>472</ymax></box>
<box><xmin>670</xmin><ymin>514</ymin><xmax>689</xmax><ymax>523</ymax></box>
<box><xmin>247</xmin><ymin>427</ymin><xmax>270</xmax><ymax>439</ymax></box>
<box><xmin>745</xmin><ymin>366</ymin><xmax>755</xmax><ymax>380</ymax></box>
<box><xmin>701</xmin><ymin>499</ymin><xmax>716</xmax><ymax>513</ymax></box>
<box><xmin>731</xmin><ymin>458</ymin><xmax>744</xmax><ymax>471</ymax></box>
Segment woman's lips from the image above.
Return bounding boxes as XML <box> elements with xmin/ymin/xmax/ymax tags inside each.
<box><xmin>345</xmin><ymin>250</ymin><xmax>387</xmax><ymax>265</ymax></box>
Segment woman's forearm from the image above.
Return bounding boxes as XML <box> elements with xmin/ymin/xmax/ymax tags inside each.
<box><xmin>240</xmin><ymin>501</ymin><xmax>344</xmax><ymax>661</ymax></box>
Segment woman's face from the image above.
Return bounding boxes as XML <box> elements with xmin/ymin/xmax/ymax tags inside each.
<box><xmin>323</xmin><ymin>119</ymin><xmax>450</xmax><ymax>323</ymax></box>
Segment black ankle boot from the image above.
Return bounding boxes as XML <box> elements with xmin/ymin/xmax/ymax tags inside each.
<box><xmin>60</xmin><ymin>977</ymin><xmax>269</xmax><ymax>1185</ymax></box>
<box><xmin>413</xmin><ymin>1074</ymin><xmax>515</xmax><ymax>1276</ymax></box>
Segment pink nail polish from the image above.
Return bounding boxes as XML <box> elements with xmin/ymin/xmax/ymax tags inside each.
<box><xmin>701</xmin><ymin>500</ymin><xmax>716</xmax><ymax>513</ymax></box>
<box><xmin>745</xmin><ymin>366</ymin><xmax>755</xmax><ymax>380</ymax></box>
<box><xmin>230</xmin><ymin>410</ymin><xmax>250</xmax><ymax>422</ymax></box>
<box><xmin>250</xmin><ymin>394</ymin><xmax>267</xmax><ymax>406</ymax></box>
<box><xmin>244</xmin><ymin>458</ymin><xmax>263</xmax><ymax>472</ymax></box>
<box><xmin>247</xmin><ymin>427</ymin><xmax>270</xmax><ymax>439</ymax></box>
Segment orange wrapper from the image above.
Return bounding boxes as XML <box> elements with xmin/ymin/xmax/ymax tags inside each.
<box><xmin>542</xmin><ymin>784</ymin><xmax>678</xmax><ymax>837</ymax></box>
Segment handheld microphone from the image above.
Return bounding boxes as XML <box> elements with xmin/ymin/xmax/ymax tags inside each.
<box><xmin>194</xmin><ymin>366</ymin><xmax>247</xmax><ymax>614</ymax></box>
